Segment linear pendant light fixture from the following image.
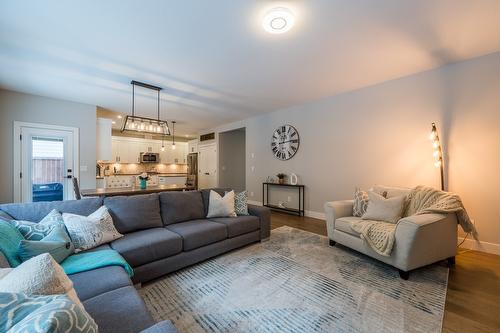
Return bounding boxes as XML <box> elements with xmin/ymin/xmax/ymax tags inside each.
<box><xmin>171</xmin><ymin>121</ymin><xmax>176</xmax><ymax>150</ymax></box>
<box><xmin>122</xmin><ymin>80</ymin><xmax>171</xmax><ymax>136</ymax></box>
<box><xmin>429</xmin><ymin>122</ymin><xmax>445</xmax><ymax>191</ymax></box>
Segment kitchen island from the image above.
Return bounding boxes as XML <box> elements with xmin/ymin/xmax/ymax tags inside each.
<box><xmin>81</xmin><ymin>184</ymin><xmax>190</xmax><ymax>197</ymax></box>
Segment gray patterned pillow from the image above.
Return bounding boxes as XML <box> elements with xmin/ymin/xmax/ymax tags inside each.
<box><xmin>9</xmin><ymin>209</ymin><xmax>64</xmax><ymax>241</ymax></box>
<box><xmin>234</xmin><ymin>191</ymin><xmax>249</xmax><ymax>216</ymax></box>
<box><xmin>63</xmin><ymin>206</ymin><xmax>123</xmax><ymax>252</ymax></box>
<box><xmin>353</xmin><ymin>188</ymin><xmax>369</xmax><ymax>217</ymax></box>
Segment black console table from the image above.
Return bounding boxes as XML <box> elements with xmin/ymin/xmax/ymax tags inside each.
<box><xmin>262</xmin><ymin>182</ymin><xmax>305</xmax><ymax>216</ymax></box>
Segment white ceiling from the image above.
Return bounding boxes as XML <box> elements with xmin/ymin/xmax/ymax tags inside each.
<box><xmin>1</xmin><ymin>0</ymin><xmax>500</xmax><ymax>136</ymax></box>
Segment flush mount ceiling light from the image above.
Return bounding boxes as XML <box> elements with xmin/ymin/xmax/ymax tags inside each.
<box><xmin>262</xmin><ymin>7</ymin><xmax>295</xmax><ymax>34</ymax></box>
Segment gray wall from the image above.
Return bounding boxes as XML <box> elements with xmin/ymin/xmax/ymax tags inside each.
<box><xmin>0</xmin><ymin>89</ymin><xmax>96</xmax><ymax>203</ymax></box>
<box><xmin>218</xmin><ymin>128</ymin><xmax>246</xmax><ymax>192</ymax></box>
<box><xmin>207</xmin><ymin>51</ymin><xmax>500</xmax><ymax>249</ymax></box>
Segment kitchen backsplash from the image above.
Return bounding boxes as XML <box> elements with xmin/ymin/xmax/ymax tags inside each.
<box><xmin>98</xmin><ymin>162</ymin><xmax>187</xmax><ymax>176</ymax></box>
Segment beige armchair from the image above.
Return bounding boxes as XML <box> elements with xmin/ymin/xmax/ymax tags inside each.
<box><xmin>324</xmin><ymin>199</ymin><xmax>457</xmax><ymax>279</ymax></box>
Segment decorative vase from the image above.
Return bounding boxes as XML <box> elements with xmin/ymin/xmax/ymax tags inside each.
<box><xmin>278</xmin><ymin>178</ymin><xmax>284</xmax><ymax>184</ymax></box>
<box><xmin>140</xmin><ymin>179</ymin><xmax>147</xmax><ymax>189</ymax></box>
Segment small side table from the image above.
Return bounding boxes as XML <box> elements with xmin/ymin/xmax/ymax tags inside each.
<box><xmin>262</xmin><ymin>182</ymin><xmax>305</xmax><ymax>216</ymax></box>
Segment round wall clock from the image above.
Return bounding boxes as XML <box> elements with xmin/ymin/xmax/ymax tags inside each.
<box><xmin>271</xmin><ymin>124</ymin><xmax>300</xmax><ymax>160</ymax></box>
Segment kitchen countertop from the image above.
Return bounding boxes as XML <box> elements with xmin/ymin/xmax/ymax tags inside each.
<box><xmin>96</xmin><ymin>173</ymin><xmax>187</xmax><ymax>179</ymax></box>
<box><xmin>81</xmin><ymin>184</ymin><xmax>191</xmax><ymax>197</ymax></box>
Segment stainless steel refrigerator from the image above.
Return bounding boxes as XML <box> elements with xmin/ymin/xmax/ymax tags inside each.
<box><xmin>186</xmin><ymin>153</ymin><xmax>198</xmax><ymax>189</ymax></box>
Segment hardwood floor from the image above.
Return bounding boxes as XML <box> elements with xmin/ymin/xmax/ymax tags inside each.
<box><xmin>270</xmin><ymin>211</ymin><xmax>500</xmax><ymax>333</ymax></box>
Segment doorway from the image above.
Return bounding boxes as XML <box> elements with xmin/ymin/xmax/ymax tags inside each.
<box><xmin>218</xmin><ymin>128</ymin><xmax>246</xmax><ymax>192</ymax></box>
<box><xmin>14</xmin><ymin>122</ymin><xmax>79</xmax><ymax>203</ymax></box>
<box><xmin>198</xmin><ymin>143</ymin><xmax>217</xmax><ymax>189</ymax></box>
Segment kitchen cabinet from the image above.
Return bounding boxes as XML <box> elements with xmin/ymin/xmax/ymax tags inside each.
<box><xmin>158</xmin><ymin>176</ymin><xmax>187</xmax><ymax>186</ymax></box>
<box><xmin>188</xmin><ymin>139</ymin><xmax>198</xmax><ymax>154</ymax></box>
<box><xmin>111</xmin><ymin>137</ymin><xmax>188</xmax><ymax>164</ymax></box>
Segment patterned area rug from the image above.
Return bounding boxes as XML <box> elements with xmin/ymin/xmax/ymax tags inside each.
<box><xmin>140</xmin><ymin>226</ymin><xmax>448</xmax><ymax>333</ymax></box>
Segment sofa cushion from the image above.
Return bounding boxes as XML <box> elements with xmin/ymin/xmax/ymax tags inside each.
<box><xmin>69</xmin><ymin>266</ymin><xmax>131</xmax><ymax>301</ymax></box>
<box><xmin>201</xmin><ymin>188</ymin><xmax>232</xmax><ymax>216</ymax></box>
<box><xmin>83</xmin><ymin>286</ymin><xmax>154</xmax><ymax>333</ymax></box>
<box><xmin>110</xmin><ymin>228</ymin><xmax>182</xmax><ymax>267</ymax></box>
<box><xmin>335</xmin><ymin>216</ymin><xmax>362</xmax><ymax>237</ymax></box>
<box><xmin>159</xmin><ymin>191</ymin><xmax>205</xmax><ymax>225</ymax></box>
<box><xmin>0</xmin><ymin>198</ymin><xmax>103</xmax><ymax>222</ymax></box>
<box><xmin>104</xmin><ymin>194</ymin><xmax>162</xmax><ymax>233</ymax></box>
<box><xmin>209</xmin><ymin>216</ymin><xmax>260</xmax><ymax>238</ymax></box>
<box><xmin>166</xmin><ymin>219</ymin><xmax>227</xmax><ymax>251</ymax></box>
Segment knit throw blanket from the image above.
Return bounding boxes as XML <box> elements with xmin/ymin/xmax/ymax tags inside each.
<box><xmin>350</xmin><ymin>186</ymin><xmax>477</xmax><ymax>257</ymax></box>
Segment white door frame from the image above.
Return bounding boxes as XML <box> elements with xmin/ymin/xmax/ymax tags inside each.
<box><xmin>13</xmin><ymin>121</ymin><xmax>79</xmax><ymax>203</ymax></box>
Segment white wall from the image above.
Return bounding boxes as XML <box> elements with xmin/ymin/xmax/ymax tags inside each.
<box><xmin>205</xmin><ymin>51</ymin><xmax>500</xmax><ymax>252</ymax></box>
<box><xmin>0</xmin><ymin>89</ymin><xmax>96</xmax><ymax>203</ymax></box>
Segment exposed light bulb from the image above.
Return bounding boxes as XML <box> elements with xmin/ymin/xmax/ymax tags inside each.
<box><xmin>172</xmin><ymin>143</ymin><xmax>176</xmax><ymax>150</ymax></box>
<box><xmin>161</xmin><ymin>146</ymin><xmax>165</xmax><ymax>152</ymax></box>
<box><xmin>434</xmin><ymin>160</ymin><xmax>442</xmax><ymax>168</ymax></box>
<box><xmin>140</xmin><ymin>122</ymin><xmax>145</xmax><ymax>130</ymax></box>
<box><xmin>432</xmin><ymin>141</ymin><xmax>439</xmax><ymax>149</ymax></box>
<box><xmin>149</xmin><ymin>124</ymin><xmax>154</xmax><ymax>131</ymax></box>
<box><xmin>429</xmin><ymin>131</ymin><xmax>436</xmax><ymax>140</ymax></box>
<box><xmin>433</xmin><ymin>150</ymin><xmax>440</xmax><ymax>157</ymax></box>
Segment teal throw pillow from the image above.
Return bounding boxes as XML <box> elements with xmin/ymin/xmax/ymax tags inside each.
<box><xmin>9</xmin><ymin>209</ymin><xmax>65</xmax><ymax>240</ymax></box>
<box><xmin>18</xmin><ymin>226</ymin><xmax>74</xmax><ymax>263</ymax></box>
<box><xmin>0</xmin><ymin>292</ymin><xmax>97</xmax><ymax>333</ymax></box>
<box><xmin>0</xmin><ymin>220</ymin><xmax>23</xmax><ymax>267</ymax></box>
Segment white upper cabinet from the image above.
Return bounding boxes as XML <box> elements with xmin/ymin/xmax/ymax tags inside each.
<box><xmin>110</xmin><ymin>136</ymin><xmax>188</xmax><ymax>164</ymax></box>
<box><xmin>188</xmin><ymin>139</ymin><xmax>198</xmax><ymax>154</ymax></box>
<box><xmin>96</xmin><ymin>118</ymin><xmax>113</xmax><ymax>161</ymax></box>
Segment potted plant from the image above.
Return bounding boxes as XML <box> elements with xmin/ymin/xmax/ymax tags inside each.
<box><xmin>276</xmin><ymin>173</ymin><xmax>286</xmax><ymax>184</ymax></box>
<box><xmin>138</xmin><ymin>172</ymin><xmax>149</xmax><ymax>189</ymax></box>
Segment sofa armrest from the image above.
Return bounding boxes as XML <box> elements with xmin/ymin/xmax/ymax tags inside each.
<box><xmin>393</xmin><ymin>213</ymin><xmax>458</xmax><ymax>271</ymax></box>
<box><xmin>324</xmin><ymin>200</ymin><xmax>354</xmax><ymax>239</ymax></box>
<box><xmin>248</xmin><ymin>204</ymin><xmax>271</xmax><ymax>239</ymax></box>
<box><xmin>140</xmin><ymin>320</ymin><xmax>178</xmax><ymax>333</ymax></box>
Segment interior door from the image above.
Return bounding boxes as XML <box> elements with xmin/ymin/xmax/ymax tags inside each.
<box><xmin>198</xmin><ymin>144</ymin><xmax>217</xmax><ymax>189</ymax></box>
<box><xmin>18</xmin><ymin>126</ymin><xmax>77</xmax><ymax>202</ymax></box>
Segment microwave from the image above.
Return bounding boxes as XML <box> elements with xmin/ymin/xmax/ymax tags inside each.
<box><xmin>140</xmin><ymin>152</ymin><xmax>160</xmax><ymax>163</ymax></box>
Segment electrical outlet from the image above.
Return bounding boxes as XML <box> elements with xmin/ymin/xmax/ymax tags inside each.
<box><xmin>287</xmin><ymin>196</ymin><xmax>292</xmax><ymax>202</ymax></box>
<box><xmin>250</xmin><ymin>192</ymin><xmax>254</xmax><ymax>197</ymax></box>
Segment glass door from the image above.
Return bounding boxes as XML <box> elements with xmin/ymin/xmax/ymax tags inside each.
<box><xmin>20</xmin><ymin>126</ymin><xmax>76</xmax><ymax>202</ymax></box>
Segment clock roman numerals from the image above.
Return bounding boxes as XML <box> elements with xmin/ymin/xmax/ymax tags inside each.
<box><xmin>271</xmin><ymin>125</ymin><xmax>300</xmax><ymax>160</ymax></box>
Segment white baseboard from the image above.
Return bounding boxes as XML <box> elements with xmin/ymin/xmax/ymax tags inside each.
<box><xmin>248</xmin><ymin>200</ymin><xmax>326</xmax><ymax>220</ymax></box>
<box><xmin>458</xmin><ymin>237</ymin><xmax>500</xmax><ymax>256</ymax></box>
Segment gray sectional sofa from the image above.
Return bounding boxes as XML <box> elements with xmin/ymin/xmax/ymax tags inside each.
<box><xmin>0</xmin><ymin>188</ymin><xmax>271</xmax><ymax>333</ymax></box>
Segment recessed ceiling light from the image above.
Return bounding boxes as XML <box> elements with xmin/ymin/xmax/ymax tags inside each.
<box><xmin>263</xmin><ymin>7</ymin><xmax>295</xmax><ymax>34</ymax></box>
<box><xmin>112</xmin><ymin>121</ymin><xmax>116</xmax><ymax>124</ymax></box>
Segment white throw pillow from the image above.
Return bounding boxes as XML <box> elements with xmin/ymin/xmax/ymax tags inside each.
<box><xmin>362</xmin><ymin>191</ymin><xmax>405</xmax><ymax>224</ymax></box>
<box><xmin>0</xmin><ymin>268</ymin><xmax>12</xmax><ymax>279</ymax></box>
<box><xmin>206</xmin><ymin>190</ymin><xmax>237</xmax><ymax>218</ymax></box>
<box><xmin>0</xmin><ymin>253</ymin><xmax>81</xmax><ymax>306</ymax></box>
<box><xmin>63</xmin><ymin>205</ymin><xmax>123</xmax><ymax>252</ymax></box>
